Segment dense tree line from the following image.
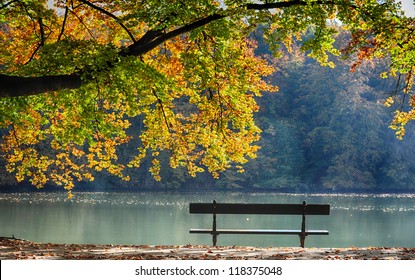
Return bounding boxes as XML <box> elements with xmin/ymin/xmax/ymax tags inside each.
<box><xmin>2</xmin><ymin>29</ymin><xmax>415</xmax><ymax>193</ymax></box>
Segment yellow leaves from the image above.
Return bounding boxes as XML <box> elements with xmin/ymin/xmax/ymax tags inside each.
<box><xmin>0</xmin><ymin>96</ymin><xmax>130</xmax><ymax>195</ymax></box>
<box><xmin>187</xmin><ymin>162</ymin><xmax>205</xmax><ymax>177</ymax></box>
<box><xmin>31</xmin><ymin>171</ymin><xmax>48</xmax><ymax>189</ymax></box>
<box><xmin>384</xmin><ymin>96</ymin><xmax>395</xmax><ymax>108</ymax></box>
<box><xmin>71</xmin><ymin>147</ymin><xmax>85</xmax><ymax>158</ymax></box>
<box><xmin>128</xmin><ymin>147</ymin><xmax>147</xmax><ymax>168</ymax></box>
<box><xmin>104</xmin><ymin>113</ymin><xmax>131</xmax><ymax>130</ymax></box>
<box><xmin>236</xmin><ymin>165</ymin><xmax>245</xmax><ymax>173</ymax></box>
<box><xmin>2</xmin><ymin>145</ymin><xmax>52</xmax><ymax>188</ymax></box>
<box><xmin>6</xmin><ymin>149</ymin><xmax>24</xmax><ymax>171</ymax></box>
<box><xmin>380</xmin><ymin>71</ymin><xmax>389</xmax><ymax>79</ymax></box>
<box><xmin>1</xmin><ymin>2</ymin><xmax>279</xmax><ymax>192</ymax></box>
<box><xmin>389</xmin><ymin>110</ymin><xmax>415</xmax><ymax>140</ymax></box>
<box><xmin>15</xmin><ymin>172</ymin><xmax>25</xmax><ymax>183</ymax></box>
<box><xmin>149</xmin><ymin>159</ymin><xmax>161</xmax><ymax>181</ymax></box>
<box><xmin>130</xmin><ymin>35</ymin><xmax>269</xmax><ymax>180</ymax></box>
<box><xmin>394</xmin><ymin>126</ymin><xmax>406</xmax><ymax>140</ymax></box>
<box><xmin>67</xmin><ymin>191</ymin><xmax>74</xmax><ymax>200</ymax></box>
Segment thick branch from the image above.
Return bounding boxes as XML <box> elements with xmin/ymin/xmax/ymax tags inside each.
<box><xmin>126</xmin><ymin>13</ymin><xmax>224</xmax><ymax>56</ymax></box>
<box><xmin>0</xmin><ymin>74</ymin><xmax>82</xmax><ymax>98</ymax></box>
<box><xmin>127</xmin><ymin>1</ymin><xmax>339</xmax><ymax>56</ymax></box>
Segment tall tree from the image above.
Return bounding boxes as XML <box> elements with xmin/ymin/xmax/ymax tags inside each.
<box><xmin>0</xmin><ymin>0</ymin><xmax>413</xmax><ymax>194</ymax></box>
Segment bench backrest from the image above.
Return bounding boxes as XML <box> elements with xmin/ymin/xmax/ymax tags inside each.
<box><xmin>189</xmin><ymin>201</ymin><xmax>330</xmax><ymax>215</ymax></box>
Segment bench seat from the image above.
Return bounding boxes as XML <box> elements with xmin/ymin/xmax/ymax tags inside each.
<box><xmin>190</xmin><ymin>229</ymin><xmax>329</xmax><ymax>235</ymax></box>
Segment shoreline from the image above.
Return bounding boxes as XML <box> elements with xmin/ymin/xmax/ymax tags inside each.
<box><xmin>1</xmin><ymin>238</ymin><xmax>414</xmax><ymax>260</ymax></box>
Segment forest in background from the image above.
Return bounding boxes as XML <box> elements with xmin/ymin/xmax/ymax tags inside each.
<box><xmin>2</xmin><ymin>29</ymin><xmax>415</xmax><ymax>193</ymax></box>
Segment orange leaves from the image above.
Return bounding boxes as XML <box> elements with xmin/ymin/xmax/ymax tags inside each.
<box><xmin>103</xmin><ymin>112</ymin><xmax>131</xmax><ymax>130</ymax></box>
<box><xmin>410</xmin><ymin>95</ymin><xmax>415</xmax><ymax>108</ymax></box>
<box><xmin>0</xmin><ymin>0</ymin><xmax>138</xmax><ymax>78</ymax></box>
<box><xmin>126</xmin><ymin>37</ymin><xmax>271</xmax><ymax>179</ymax></box>
<box><xmin>149</xmin><ymin>158</ymin><xmax>161</xmax><ymax>181</ymax></box>
<box><xmin>0</xmin><ymin>87</ymin><xmax>133</xmax><ymax>194</ymax></box>
<box><xmin>0</xmin><ymin>1</ymin><xmax>279</xmax><ymax>191</ymax></box>
<box><xmin>349</xmin><ymin>39</ymin><xmax>378</xmax><ymax>73</ymax></box>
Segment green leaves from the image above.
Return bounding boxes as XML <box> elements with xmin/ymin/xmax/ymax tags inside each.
<box><xmin>1</xmin><ymin>0</ymin><xmax>415</xmax><ymax>192</ymax></box>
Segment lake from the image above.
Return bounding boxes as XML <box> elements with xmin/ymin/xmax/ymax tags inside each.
<box><xmin>0</xmin><ymin>192</ymin><xmax>414</xmax><ymax>248</ymax></box>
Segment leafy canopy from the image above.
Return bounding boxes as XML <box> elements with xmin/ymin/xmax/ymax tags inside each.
<box><xmin>0</xmin><ymin>0</ymin><xmax>414</xmax><ymax>195</ymax></box>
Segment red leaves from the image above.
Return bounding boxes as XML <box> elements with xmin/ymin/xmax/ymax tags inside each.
<box><xmin>346</xmin><ymin>36</ymin><xmax>378</xmax><ymax>73</ymax></box>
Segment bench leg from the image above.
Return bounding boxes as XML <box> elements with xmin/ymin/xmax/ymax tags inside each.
<box><xmin>300</xmin><ymin>201</ymin><xmax>306</xmax><ymax>248</ymax></box>
<box><xmin>300</xmin><ymin>234</ymin><xmax>305</xmax><ymax>248</ymax></box>
<box><xmin>212</xmin><ymin>200</ymin><xmax>218</xmax><ymax>246</ymax></box>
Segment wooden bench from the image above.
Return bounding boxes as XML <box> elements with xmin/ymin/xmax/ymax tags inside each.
<box><xmin>189</xmin><ymin>200</ymin><xmax>330</xmax><ymax>247</ymax></box>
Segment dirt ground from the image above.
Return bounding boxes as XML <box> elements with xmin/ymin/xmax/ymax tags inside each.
<box><xmin>1</xmin><ymin>237</ymin><xmax>415</xmax><ymax>260</ymax></box>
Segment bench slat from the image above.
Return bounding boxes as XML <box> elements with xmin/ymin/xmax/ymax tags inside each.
<box><xmin>189</xmin><ymin>229</ymin><xmax>329</xmax><ymax>235</ymax></box>
<box><xmin>189</xmin><ymin>203</ymin><xmax>330</xmax><ymax>215</ymax></box>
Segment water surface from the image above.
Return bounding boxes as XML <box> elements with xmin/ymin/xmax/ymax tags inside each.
<box><xmin>1</xmin><ymin>192</ymin><xmax>414</xmax><ymax>248</ymax></box>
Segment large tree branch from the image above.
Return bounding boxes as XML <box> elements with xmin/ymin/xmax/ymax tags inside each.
<box><xmin>0</xmin><ymin>0</ymin><xmax>354</xmax><ymax>98</ymax></box>
<box><xmin>0</xmin><ymin>74</ymin><xmax>82</xmax><ymax>98</ymax></box>
<box><xmin>126</xmin><ymin>1</ymin><xmax>343</xmax><ymax>56</ymax></box>
<box><xmin>126</xmin><ymin>13</ymin><xmax>224</xmax><ymax>56</ymax></box>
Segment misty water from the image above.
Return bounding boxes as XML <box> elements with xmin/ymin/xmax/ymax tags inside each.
<box><xmin>1</xmin><ymin>192</ymin><xmax>415</xmax><ymax>248</ymax></box>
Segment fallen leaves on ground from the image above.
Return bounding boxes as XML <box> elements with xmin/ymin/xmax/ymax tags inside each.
<box><xmin>1</xmin><ymin>237</ymin><xmax>414</xmax><ymax>260</ymax></box>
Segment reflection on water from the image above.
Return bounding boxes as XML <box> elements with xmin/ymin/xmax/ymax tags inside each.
<box><xmin>0</xmin><ymin>192</ymin><xmax>414</xmax><ymax>247</ymax></box>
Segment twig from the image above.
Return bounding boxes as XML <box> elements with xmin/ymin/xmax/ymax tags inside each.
<box><xmin>153</xmin><ymin>90</ymin><xmax>172</xmax><ymax>133</ymax></box>
<box><xmin>57</xmin><ymin>6</ymin><xmax>69</xmax><ymax>41</ymax></box>
<box><xmin>69</xmin><ymin>9</ymin><xmax>96</xmax><ymax>40</ymax></box>
<box><xmin>78</xmin><ymin>0</ymin><xmax>136</xmax><ymax>42</ymax></box>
